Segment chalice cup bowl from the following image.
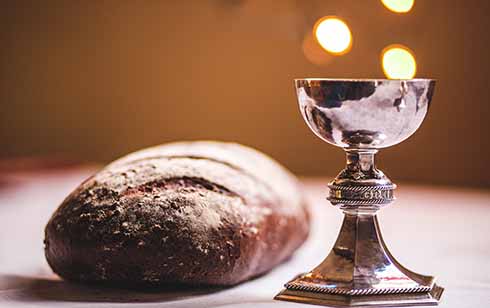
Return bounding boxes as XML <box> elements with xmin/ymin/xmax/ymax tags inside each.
<box><xmin>275</xmin><ymin>79</ymin><xmax>444</xmax><ymax>307</ymax></box>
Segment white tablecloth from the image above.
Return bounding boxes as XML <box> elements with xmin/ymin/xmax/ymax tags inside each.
<box><xmin>1</xmin><ymin>170</ymin><xmax>489</xmax><ymax>307</ymax></box>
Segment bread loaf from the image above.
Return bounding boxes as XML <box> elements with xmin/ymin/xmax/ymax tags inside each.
<box><xmin>44</xmin><ymin>141</ymin><xmax>310</xmax><ymax>286</ymax></box>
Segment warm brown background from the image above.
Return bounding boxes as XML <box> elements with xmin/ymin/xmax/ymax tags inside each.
<box><xmin>1</xmin><ymin>0</ymin><xmax>489</xmax><ymax>188</ymax></box>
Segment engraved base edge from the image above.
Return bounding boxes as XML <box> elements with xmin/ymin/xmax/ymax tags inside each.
<box><xmin>274</xmin><ymin>284</ymin><xmax>444</xmax><ymax>307</ymax></box>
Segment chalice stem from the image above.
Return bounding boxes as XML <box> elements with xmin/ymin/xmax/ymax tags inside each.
<box><xmin>345</xmin><ymin>149</ymin><xmax>377</xmax><ymax>178</ymax></box>
<box><xmin>275</xmin><ymin>151</ymin><xmax>444</xmax><ymax>306</ymax></box>
<box><xmin>311</xmin><ymin>211</ymin><xmax>431</xmax><ymax>290</ymax></box>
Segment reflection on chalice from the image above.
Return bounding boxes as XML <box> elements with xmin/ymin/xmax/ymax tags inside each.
<box><xmin>275</xmin><ymin>79</ymin><xmax>443</xmax><ymax>307</ymax></box>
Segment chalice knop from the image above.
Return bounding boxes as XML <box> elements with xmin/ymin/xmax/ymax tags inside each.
<box><xmin>275</xmin><ymin>79</ymin><xmax>443</xmax><ymax>307</ymax></box>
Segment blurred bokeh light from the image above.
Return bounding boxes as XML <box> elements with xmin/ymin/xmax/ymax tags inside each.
<box><xmin>314</xmin><ymin>17</ymin><xmax>352</xmax><ymax>55</ymax></box>
<box><xmin>382</xmin><ymin>45</ymin><xmax>416</xmax><ymax>79</ymax></box>
<box><xmin>381</xmin><ymin>0</ymin><xmax>415</xmax><ymax>13</ymax></box>
<box><xmin>302</xmin><ymin>32</ymin><xmax>334</xmax><ymax>66</ymax></box>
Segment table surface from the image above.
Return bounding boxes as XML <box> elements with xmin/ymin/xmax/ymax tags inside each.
<box><xmin>0</xmin><ymin>168</ymin><xmax>489</xmax><ymax>308</ymax></box>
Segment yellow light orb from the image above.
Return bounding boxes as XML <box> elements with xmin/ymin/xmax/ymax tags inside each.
<box><xmin>381</xmin><ymin>0</ymin><xmax>415</xmax><ymax>13</ymax></box>
<box><xmin>314</xmin><ymin>17</ymin><xmax>352</xmax><ymax>55</ymax></box>
<box><xmin>381</xmin><ymin>45</ymin><xmax>417</xmax><ymax>79</ymax></box>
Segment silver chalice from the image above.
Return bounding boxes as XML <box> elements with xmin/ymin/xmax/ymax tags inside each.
<box><xmin>275</xmin><ymin>79</ymin><xmax>443</xmax><ymax>307</ymax></box>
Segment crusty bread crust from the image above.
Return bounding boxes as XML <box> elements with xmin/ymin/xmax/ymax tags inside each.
<box><xmin>44</xmin><ymin>141</ymin><xmax>310</xmax><ymax>286</ymax></box>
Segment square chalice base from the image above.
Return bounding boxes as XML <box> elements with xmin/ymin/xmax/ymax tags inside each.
<box><xmin>275</xmin><ymin>279</ymin><xmax>444</xmax><ymax>307</ymax></box>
